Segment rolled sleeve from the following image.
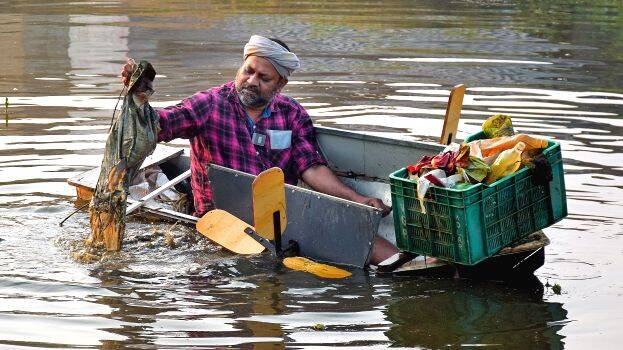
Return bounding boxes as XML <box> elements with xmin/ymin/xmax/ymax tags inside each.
<box><xmin>157</xmin><ymin>91</ymin><xmax>212</xmax><ymax>142</ymax></box>
<box><xmin>291</xmin><ymin>107</ymin><xmax>327</xmax><ymax>177</ymax></box>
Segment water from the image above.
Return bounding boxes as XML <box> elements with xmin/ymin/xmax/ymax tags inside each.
<box><xmin>1</xmin><ymin>0</ymin><xmax>622</xmax><ymax>348</ymax></box>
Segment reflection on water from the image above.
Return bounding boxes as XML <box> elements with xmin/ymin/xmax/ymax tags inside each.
<box><xmin>385</xmin><ymin>278</ymin><xmax>567</xmax><ymax>349</ymax></box>
<box><xmin>1</xmin><ymin>0</ymin><xmax>622</xmax><ymax>348</ymax></box>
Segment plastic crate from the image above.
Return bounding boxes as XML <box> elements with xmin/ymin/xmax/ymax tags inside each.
<box><xmin>390</xmin><ymin>132</ymin><xmax>567</xmax><ymax>265</ymax></box>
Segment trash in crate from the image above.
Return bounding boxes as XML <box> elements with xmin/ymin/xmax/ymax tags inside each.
<box><xmin>403</xmin><ymin>115</ymin><xmax>550</xmax><ymax>211</ymax></box>
<box><xmin>390</xmin><ymin>114</ymin><xmax>568</xmax><ymax>265</ymax></box>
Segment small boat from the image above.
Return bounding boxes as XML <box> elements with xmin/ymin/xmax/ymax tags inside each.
<box><xmin>67</xmin><ymin>125</ymin><xmax>548</xmax><ymax>278</ymax></box>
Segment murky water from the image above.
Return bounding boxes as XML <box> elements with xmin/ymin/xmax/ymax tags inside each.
<box><xmin>1</xmin><ymin>0</ymin><xmax>622</xmax><ymax>348</ymax></box>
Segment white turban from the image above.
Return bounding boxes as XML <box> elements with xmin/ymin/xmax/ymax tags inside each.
<box><xmin>243</xmin><ymin>35</ymin><xmax>300</xmax><ymax>79</ymax></box>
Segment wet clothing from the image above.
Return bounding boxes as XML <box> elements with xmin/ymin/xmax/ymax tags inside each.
<box><xmin>157</xmin><ymin>81</ymin><xmax>327</xmax><ymax>216</ymax></box>
<box><xmin>90</xmin><ymin>60</ymin><xmax>159</xmax><ymax>250</ymax></box>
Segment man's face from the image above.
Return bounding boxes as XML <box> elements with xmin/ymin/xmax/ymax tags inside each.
<box><xmin>235</xmin><ymin>56</ymin><xmax>286</xmax><ymax>109</ymax></box>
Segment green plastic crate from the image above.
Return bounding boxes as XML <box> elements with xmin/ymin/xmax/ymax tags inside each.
<box><xmin>390</xmin><ymin>132</ymin><xmax>567</xmax><ymax>265</ymax></box>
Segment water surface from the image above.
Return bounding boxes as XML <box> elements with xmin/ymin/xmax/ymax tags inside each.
<box><xmin>1</xmin><ymin>0</ymin><xmax>622</xmax><ymax>348</ymax></box>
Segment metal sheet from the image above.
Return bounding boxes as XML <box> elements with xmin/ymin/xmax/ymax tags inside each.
<box><xmin>340</xmin><ymin>178</ymin><xmax>396</xmax><ymax>245</ymax></box>
<box><xmin>209</xmin><ymin>164</ymin><xmax>380</xmax><ymax>268</ymax></box>
<box><xmin>313</xmin><ymin>127</ymin><xmax>446</xmax><ymax>246</ymax></box>
<box><xmin>67</xmin><ymin>144</ymin><xmax>184</xmax><ymax>189</ymax></box>
<box><xmin>315</xmin><ymin>126</ymin><xmax>444</xmax><ymax>180</ymax></box>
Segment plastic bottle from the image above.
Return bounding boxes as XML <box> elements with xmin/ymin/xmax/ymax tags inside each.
<box><xmin>486</xmin><ymin>141</ymin><xmax>526</xmax><ymax>184</ymax></box>
<box><xmin>473</xmin><ymin>134</ymin><xmax>548</xmax><ymax>158</ymax></box>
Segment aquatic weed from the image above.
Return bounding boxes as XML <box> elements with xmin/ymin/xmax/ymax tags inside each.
<box><xmin>312</xmin><ymin>323</ymin><xmax>325</xmax><ymax>331</ymax></box>
<box><xmin>552</xmin><ymin>283</ymin><xmax>562</xmax><ymax>295</ymax></box>
<box><xmin>4</xmin><ymin>97</ymin><xmax>8</xmax><ymax>127</ymax></box>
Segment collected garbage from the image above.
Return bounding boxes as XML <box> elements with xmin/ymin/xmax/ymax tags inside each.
<box><xmin>404</xmin><ymin>114</ymin><xmax>550</xmax><ymax>212</ymax></box>
<box><xmin>88</xmin><ymin>60</ymin><xmax>159</xmax><ymax>251</ymax></box>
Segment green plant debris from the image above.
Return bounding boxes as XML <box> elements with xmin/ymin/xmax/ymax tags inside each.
<box><xmin>552</xmin><ymin>283</ymin><xmax>562</xmax><ymax>295</ymax></box>
<box><xmin>4</xmin><ymin>97</ymin><xmax>8</xmax><ymax>127</ymax></box>
<box><xmin>312</xmin><ymin>323</ymin><xmax>325</xmax><ymax>331</ymax></box>
<box><xmin>164</xmin><ymin>231</ymin><xmax>176</xmax><ymax>249</ymax></box>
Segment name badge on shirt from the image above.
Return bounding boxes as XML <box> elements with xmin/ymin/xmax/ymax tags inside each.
<box><xmin>252</xmin><ymin>132</ymin><xmax>266</xmax><ymax>147</ymax></box>
<box><xmin>267</xmin><ymin>129</ymin><xmax>292</xmax><ymax>150</ymax></box>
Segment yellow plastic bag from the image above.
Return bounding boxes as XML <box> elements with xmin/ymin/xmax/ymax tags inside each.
<box><xmin>482</xmin><ymin>114</ymin><xmax>514</xmax><ymax>138</ymax></box>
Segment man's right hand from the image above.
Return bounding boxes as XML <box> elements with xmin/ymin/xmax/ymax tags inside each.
<box><xmin>120</xmin><ymin>58</ymin><xmax>137</xmax><ymax>86</ymax></box>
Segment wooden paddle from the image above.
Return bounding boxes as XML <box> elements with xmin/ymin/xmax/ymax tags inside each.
<box><xmin>196</xmin><ymin>209</ymin><xmax>265</xmax><ymax>255</ymax></box>
<box><xmin>196</xmin><ymin>167</ymin><xmax>352</xmax><ymax>278</ymax></box>
<box><xmin>440</xmin><ymin>84</ymin><xmax>466</xmax><ymax>145</ymax></box>
<box><xmin>251</xmin><ymin>167</ymin><xmax>352</xmax><ymax>278</ymax></box>
<box><xmin>252</xmin><ymin>167</ymin><xmax>287</xmax><ymax>241</ymax></box>
<box><xmin>282</xmin><ymin>256</ymin><xmax>352</xmax><ymax>279</ymax></box>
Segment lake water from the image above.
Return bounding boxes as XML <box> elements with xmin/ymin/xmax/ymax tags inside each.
<box><xmin>1</xmin><ymin>0</ymin><xmax>622</xmax><ymax>348</ymax></box>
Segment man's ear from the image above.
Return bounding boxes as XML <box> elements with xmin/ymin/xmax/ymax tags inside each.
<box><xmin>276</xmin><ymin>77</ymin><xmax>288</xmax><ymax>92</ymax></box>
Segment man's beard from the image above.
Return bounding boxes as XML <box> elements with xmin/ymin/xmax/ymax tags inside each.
<box><xmin>236</xmin><ymin>84</ymin><xmax>274</xmax><ymax>109</ymax></box>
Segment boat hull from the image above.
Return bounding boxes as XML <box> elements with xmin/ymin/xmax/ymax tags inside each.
<box><xmin>67</xmin><ymin>126</ymin><xmax>548</xmax><ymax>276</ymax></box>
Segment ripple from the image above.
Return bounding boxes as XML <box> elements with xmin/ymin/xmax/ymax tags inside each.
<box><xmin>381</xmin><ymin>57</ymin><xmax>553</xmax><ymax>65</ymax></box>
<box><xmin>154</xmin><ymin>336</ymin><xmax>283</xmax><ymax>347</ymax></box>
<box><xmin>239</xmin><ymin>310</ymin><xmax>391</xmax><ymax>330</ymax></box>
<box><xmin>0</xmin><ymin>314</ymin><xmax>126</xmax><ymax>346</ymax></box>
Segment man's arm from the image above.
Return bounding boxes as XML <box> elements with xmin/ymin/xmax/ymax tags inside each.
<box><xmin>301</xmin><ymin>164</ymin><xmax>391</xmax><ymax>216</ymax></box>
<box><xmin>121</xmin><ymin>58</ymin><xmax>205</xmax><ymax>142</ymax></box>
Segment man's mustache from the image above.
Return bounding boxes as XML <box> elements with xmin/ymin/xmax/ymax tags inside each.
<box><xmin>241</xmin><ymin>85</ymin><xmax>260</xmax><ymax>95</ymax></box>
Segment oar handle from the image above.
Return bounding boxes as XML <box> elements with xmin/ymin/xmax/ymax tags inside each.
<box><xmin>244</xmin><ymin>227</ymin><xmax>277</xmax><ymax>256</ymax></box>
<box><xmin>273</xmin><ymin>211</ymin><xmax>282</xmax><ymax>256</ymax></box>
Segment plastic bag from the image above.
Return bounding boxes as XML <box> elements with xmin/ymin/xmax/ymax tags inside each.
<box><xmin>457</xmin><ymin>156</ymin><xmax>490</xmax><ymax>183</ymax></box>
<box><xmin>482</xmin><ymin>114</ymin><xmax>514</xmax><ymax>138</ymax></box>
<box><xmin>473</xmin><ymin>134</ymin><xmax>548</xmax><ymax>158</ymax></box>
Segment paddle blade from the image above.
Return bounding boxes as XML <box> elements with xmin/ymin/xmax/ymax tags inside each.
<box><xmin>283</xmin><ymin>256</ymin><xmax>352</xmax><ymax>279</ymax></box>
<box><xmin>196</xmin><ymin>209</ymin><xmax>265</xmax><ymax>255</ymax></box>
<box><xmin>440</xmin><ymin>84</ymin><xmax>466</xmax><ymax>145</ymax></box>
<box><xmin>252</xmin><ymin>167</ymin><xmax>287</xmax><ymax>239</ymax></box>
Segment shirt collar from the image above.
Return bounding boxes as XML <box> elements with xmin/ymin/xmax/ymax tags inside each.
<box><xmin>260</xmin><ymin>103</ymin><xmax>272</xmax><ymax>118</ymax></box>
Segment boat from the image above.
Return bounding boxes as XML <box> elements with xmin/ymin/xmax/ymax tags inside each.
<box><xmin>67</xmin><ymin>125</ymin><xmax>548</xmax><ymax>278</ymax></box>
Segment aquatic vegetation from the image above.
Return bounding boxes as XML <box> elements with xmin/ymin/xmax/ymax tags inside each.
<box><xmin>164</xmin><ymin>231</ymin><xmax>176</xmax><ymax>249</ymax></box>
<box><xmin>4</xmin><ymin>97</ymin><xmax>8</xmax><ymax>127</ymax></box>
<box><xmin>312</xmin><ymin>323</ymin><xmax>325</xmax><ymax>331</ymax></box>
<box><xmin>545</xmin><ymin>280</ymin><xmax>563</xmax><ymax>295</ymax></box>
<box><xmin>552</xmin><ymin>283</ymin><xmax>562</xmax><ymax>295</ymax></box>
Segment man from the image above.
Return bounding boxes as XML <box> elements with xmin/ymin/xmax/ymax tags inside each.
<box><xmin>121</xmin><ymin>35</ymin><xmax>399</xmax><ymax>265</ymax></box>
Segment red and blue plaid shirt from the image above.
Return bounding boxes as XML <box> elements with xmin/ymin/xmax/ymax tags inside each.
<box><xmin>158</xmin><ymin>81</ymin><xmax>327</xmax><ymax>216</ymax></box>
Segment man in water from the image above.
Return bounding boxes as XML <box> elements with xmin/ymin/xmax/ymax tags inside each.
<box><xmin>121</xmin><ymin>35</ymin><xmax>399</xmax><ymax>265</ymax></box>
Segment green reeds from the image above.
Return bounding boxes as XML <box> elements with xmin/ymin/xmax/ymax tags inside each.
<box><xmin>4</xmin><ymin>97</ymin><xmax>8</xmax><ymax>127</ymax></box>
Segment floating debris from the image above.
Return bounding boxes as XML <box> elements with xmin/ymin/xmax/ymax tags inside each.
<box><xmin>312</xmin><ymin>323</ymin><xmax>325</xmax><ymax>331</ymax></box>
<box><xmin>164</xmin><ymin>231</ymin><xmax>176</xmax><ymax>249</ymax></box>
<box><xmin>72</xmin><ymin>248</ymin><xmax>101</xmax><ymax>263</ymax></box>
<box><xmin>552</xmin><ymin>283</ymin><xmax>562</xmax><ymax>295</ymax></box>
<box><xmin>4</xmin><ymin>97</ymin><xmax>8</xmax><ymax>127</ymax></box>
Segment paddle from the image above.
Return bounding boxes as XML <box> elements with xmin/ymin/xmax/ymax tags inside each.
<box><xmin>439</xmin><ymin>84</ymin><xmax>466</xmax><ymax>145</ymax></box>
<box><xmin>196</xmin><ymin>209</ymin><xmax>351</xmax><ymax>278</ymax></box>
<box><xmin>252</xmin><ymin>167</ymin><xmax>287</xmax><ymax>250</ymax></box>
<box><xmin>196</xmin><ymin>209</ymin><xmax>265</xmax><ymax>255</ymax></box>
<box><xmin>282</xmin><ymin>256</ymin><xmax>353</xmax><ymax>279</ymax></box>
<box><xmin>195</xmin><ymin>167</ymin><xmax>352</xmax><ymax>279</ymax></box>
<box><xmin>251</xmin><ymin>167</ymin><xmax>352</xmax><ymax>279</ymax></box>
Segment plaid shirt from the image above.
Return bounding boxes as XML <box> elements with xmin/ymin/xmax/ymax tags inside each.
<box><xmin>158</xmin><ymin>81</ymin><xmax>327</xmax><ymax>216</ymax></box>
